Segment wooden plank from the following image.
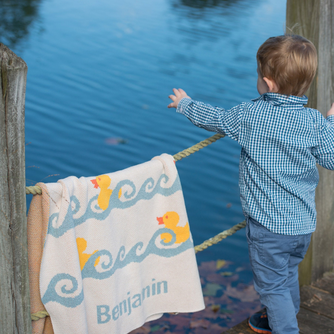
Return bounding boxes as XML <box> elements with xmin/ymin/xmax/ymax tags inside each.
<box><xmin>224</xmin><ymin>299</ymin><xmax>334</xmax><ymax>333</ymax></box>
<box><xmin>225</xmin><ymin>271</ymin><xmax>334</xmax><ymax>333</ymax></box>
<box><xmin>0</xmin><ymin>46</ymin><xmax>15</xmax><ymax>333</ymax></box>
<box><xmin>300</xmin><ymin>285</ymin><xmax>334</xmax><ymax>320</ymax></box>
<box><xmin>223</xmin><ymin>318</ymin><xmax>254</xmax><ymax>334</ymax></box>
<box><xmin>313</xmin><ymin>0</ymin><xmax>334</xmax><ymax>285</ymax></box>
<box><xmin>0</xmin><ymin>43</ymin><xmax>31</xmax><ymax>334</ymax></box>
<box><xmin>298</xmin><ymin>308</ymin><xmax>334</xmax><ymax>334</ymax></box>
<box><xmin>286</xmin><ymin>0</ymin><xmax>334</xmax><ymax>285</ymax></box>
<box><xmin>312</xmin><ymin>272</ymin><xmax>334</xmax><ymax>295</ymax></box>
<box><xmin>224</xmin><ymin>309</ymin><xmax>266</xmax><ymax>333</ymax></box>
<box><xmin>224</xmin><ymin>306</ymin><xmax>334</xmax><ymax>334</ymax></box>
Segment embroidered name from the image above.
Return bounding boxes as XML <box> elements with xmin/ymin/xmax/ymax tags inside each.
<box><xmin>97</xmin><ymin>278</ymin><xmax>168</xmax><ymax>324</ymax></box>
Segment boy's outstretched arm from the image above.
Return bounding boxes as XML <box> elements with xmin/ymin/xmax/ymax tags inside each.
<box><xmin>168</xmin><ymin>88</ymin><xmax>191</xmax><ymax>109</ymax></box>
<box><xmin>167</xmin><ymin>88</ymin><xmax>243</xmax><ymax>141</ymax></box>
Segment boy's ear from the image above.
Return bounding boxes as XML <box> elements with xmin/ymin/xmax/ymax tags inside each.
<box><xmin>263</xmin><ymin>77</ymin><xmax>279</xmax><ymax>93</ymax></box>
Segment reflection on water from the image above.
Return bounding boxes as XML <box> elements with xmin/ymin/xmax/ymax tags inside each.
<box><xmin>174</xmin><ymin>0</ymin><xmax>242</xmax><ymax>9</ymax></box>
<box><xmin>3</xmin><ymin>0</ymin><xmax>286</xmax><ymax>306</ymax></box>
<box><xmin>169</xmin><ymin>0</ymin><xmax>258</xmax><ymax>43</ymax></box>
<box><xmin>0</xmin><ymin>0</ymin><xmax>43</xmax><ymax>50</ymax></box>
<box><xmin>2</xmin><ymin>0</ymin><xmax>286</xmax><ymax>329</ymax></box>
<box><xmin>170</xmin><ymin>0</ymin><xmax>259</xmax><ymax>23</ymax></box>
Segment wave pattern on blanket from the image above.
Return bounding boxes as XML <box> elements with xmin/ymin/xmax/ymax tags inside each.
<box><xmin>33</xmin><ymin>154</ymin><xmax>204</xmax><ymax>334</ymax></box>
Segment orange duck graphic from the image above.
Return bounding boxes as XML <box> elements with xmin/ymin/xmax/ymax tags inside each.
<box><xmin>157</xmin><ymin>211</ymin><xmax>190</xmax><ymax>244</ymax></box>
<box><xmin>76</xmin><ymin>237</ymin><xmax>100</xmax><ymax>270</ymax></box>
<box><xmin>90</xmin><ymin>174</ymin><xmax>122</xmax><ymax>210</ymax></box>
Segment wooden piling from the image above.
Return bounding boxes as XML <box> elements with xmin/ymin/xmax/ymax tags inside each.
<box><xmin>0</xmin><ymin>44</ymin><xmax>32</xmax><ymax>334</ymax></box>
<box><xmin>286</xmin><ymin>0</ymin><xmax>334</xmax><ymax>285</ymax></box>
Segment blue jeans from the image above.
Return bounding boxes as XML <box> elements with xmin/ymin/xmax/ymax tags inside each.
<box><xmin>246</xmin><ymin>217</ymin><xmax>312</xmax><ymax>334</ymax></box>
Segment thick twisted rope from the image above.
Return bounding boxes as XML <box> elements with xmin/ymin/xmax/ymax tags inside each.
<box><xmin>194</xmin><ymin>220</ymin><xmax>246</xmax><ymax>253</ymax></box>
<box><xmin>26</xmin><ymin>185</ymin><xmax>42</xmax><ymax>195</ymax></box>
<box><xmin>173</xmin><ymin>133</ymin><xmax>225</xmax><ymax>161</ymax></box>
<box><xmin>26</xmin><ymin>133</ymin><xmax>225</xmax><ymax>195</ymax></box>
<box><xmin>27</xmin><ymin>132</ymin><xmax>233</xmax><ymax>321</ymax></box>
<box><xmin>31</xmin><ymin>310</ymin><xmax>49</xmax><ymax>321</ymax></box>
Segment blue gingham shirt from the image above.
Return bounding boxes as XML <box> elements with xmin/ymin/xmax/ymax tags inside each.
<box><xmin>177</xmin><ymin>93</ymin><xmax>334</xmax><ymax>235</ymax></box>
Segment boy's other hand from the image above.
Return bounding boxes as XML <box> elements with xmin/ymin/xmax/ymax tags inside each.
<box><xmin>168</xmin><ymin>88</ymin><xmax>191</xmax><ymax>109</ymax></box>
<box><xmin>327</xmin><ymin>103</ymin><xmax>334</xmax><ymax>117</ymax></box>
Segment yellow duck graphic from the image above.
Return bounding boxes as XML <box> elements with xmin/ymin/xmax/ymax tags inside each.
<box><xmin>90</xmin><ymin>174</ymin><xmax>122</xmax><ymax>210</ymax></box>
<box><xmin>76</xmin><ymin>237</ymin><xmax>100</xmax><ymax>270</ymax></box>
<box><xmin>157</xmin><ymin>211</ymin><xmax>190</xmax><ymax>244</ymax></box>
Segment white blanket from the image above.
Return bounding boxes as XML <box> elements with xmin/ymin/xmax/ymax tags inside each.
<box><xmin>39</xmin><ymin>154</ymin><xmax>205</xmax><ymax>334</ymax></box>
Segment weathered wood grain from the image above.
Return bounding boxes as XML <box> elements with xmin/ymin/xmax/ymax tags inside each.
<box><xmin>313</xmin><ymin>272</ymin><xmax>334</xmax><ymax>295</ymax></box>
<box><xmin>224</xmin><ymin>273</ymin><xmax>334</xmax><ymax>333</ymax></box>
<box><xmin>298</xmin><ymin>308</ymin><xmax>334</xmax><ymax>334</ymax></box>
<box><xmin>300</xmin><ymin>285</ymin><xmax>334</xmax><ymax>320</ymax></box>
<box><xmin>223</xmin><ymin>317</ymin><xmax>254</xmax><ymax>334</ymax></box>
<box><xmin>286</xmin><ymin>0</ymin><xmax>334</xmax><ymax>286</ymax></box>
<box><xmin>0</xmin><ymin>43</ymin><xmax>31</xmax><ymax>334</ymax></box>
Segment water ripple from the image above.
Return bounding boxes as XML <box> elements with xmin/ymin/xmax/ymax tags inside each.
<box><xmin>21</xmin><ymin>0</ymin><xmax>287</xmax><ymax>266</ymax></box>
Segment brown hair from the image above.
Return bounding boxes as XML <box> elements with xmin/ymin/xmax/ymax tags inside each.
<box><xmin>257</xmin><ymin>35</ymin><xmax>317</xmax><ymax>97</ymax></box>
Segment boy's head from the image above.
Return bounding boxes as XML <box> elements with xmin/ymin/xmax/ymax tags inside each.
<box><xmin>256</xmin><ymin>34</ymin><xmax>317</xmax><ymax>97</ymax></box>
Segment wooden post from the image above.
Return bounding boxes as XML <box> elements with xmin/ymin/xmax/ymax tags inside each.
<box><xmin>0</xmin><ymin>44</ymin><xmax>32</xmax><ymax>333</ymax></box>
<box><xmin>286</xmin><ymin>0</ymin><xmax>334</xmax><ymax>285</ymax></box>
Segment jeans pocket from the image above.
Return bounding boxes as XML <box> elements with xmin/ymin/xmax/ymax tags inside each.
<box><xmin>258</xmin><ymin>230</ymin><xmax>291</xmax><ymax>269</ymax></box>
<box><xmin>246</xmin><ymin>219</ymin><xmax>263</xmax><ymax>246</ymax></box>
<box><xmin>246</xmin><ymin>222</ymin><xmax>252</xmax><ymax>245</ymax></box>
<box><xmin>247</xmin><ymin>218</ymin><xmax>263</xmax><ymax>242</ymax></box>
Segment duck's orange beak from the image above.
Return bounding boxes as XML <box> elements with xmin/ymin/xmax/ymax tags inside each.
<box><xmin>157</xmin><ymin>217</ymin><xmax>164</xmax><ymax>225</ymax></box>
<box><xmin>91</xmin><ymin>179</ymin><xmax>99</xmax><ymax>189</ymax></box>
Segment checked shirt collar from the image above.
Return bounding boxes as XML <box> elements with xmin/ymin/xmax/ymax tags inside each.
<box><xmin>252</xmin><ymin>92</ymin><xmax>308</xmax><ymax>109</ymax></box>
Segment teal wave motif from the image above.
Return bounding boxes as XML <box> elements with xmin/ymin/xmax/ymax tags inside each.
<box><xmin>82</xmin><ymin>228</ymin><xmax>193</xmax><ymax>279</ymax></box>
<box><xmin>41</xmin><ymin>273</ymin><xmax>84</xmax><ymax>308</ymax></box>
<box><xmin>48</xmin><ymin>174</ymin><xmax>181</xmax><ymax>237</ymax></box>
<box><xmin>42</xmin><ymin>228</ymin><xmax>193</xmax><ymax>308</ymax></box>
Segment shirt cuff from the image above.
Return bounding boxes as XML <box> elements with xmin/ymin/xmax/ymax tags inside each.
<box><xmin>176</xmin><ymin>98</ymin><xmax>192</xmax><ymax>114</ymax></box>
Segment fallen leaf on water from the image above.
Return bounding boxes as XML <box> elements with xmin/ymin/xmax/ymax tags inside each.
<box><xmin>205</xmin><ymin>272</ymin><xmax>229</xmax><ymax>284</ymax></box>
<box><xmin>150</xmin><ymin>324</ymin><xmax>164</xmax><ymax>332</ymax></box>
<box><xmin>221</xmin><ymin>272</ymin><xmax>233</xmax><ymax>277</ymax></box>
<box><xmin>225</xmin><ymin>284</ymin><xmax>259</xmax><ymax>302</ymax></box>
<box><xmin>216</xmin><ymin>259</ymin><xmax>226</xmax><ymax>270</ymax></box>
<box><xmin>189</xmin><ymin>319</ymin><xmax>210</xmax><ymax>329</ymax></box>
<box><xmin>198</xmin><ymin>260</ymin><xmax>232</xmax><ymax>276</ymax></box>
<box><xmin>208</xmin><ymin>323</ymin><xmax>229</xmax><ymax>332</ymax></box>
<box><xmin>219</xmin><ymin>308</ymin><xmax>234</xmax><ymax>314</ymax></box>
<box><xmin>211</xmin><ymin>304</ymin><xmax>220</xmax><ymax>313</ymax></box>
<box><xmin>203</xmin><ymin>283</ymin><xmax>222</xmax><ymax>296</ymax></box>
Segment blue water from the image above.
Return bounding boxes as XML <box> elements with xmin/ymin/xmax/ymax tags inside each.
<box><xmin>2</xmin><ymin>0</ymin><xmax>286</xmax><ymax>271</ymax></box>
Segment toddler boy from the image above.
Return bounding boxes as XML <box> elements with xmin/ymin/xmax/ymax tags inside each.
<box><xmin>168</xmin><ymin>34</ymin><xmax>334</xmax><ymax>333</ymax></box>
